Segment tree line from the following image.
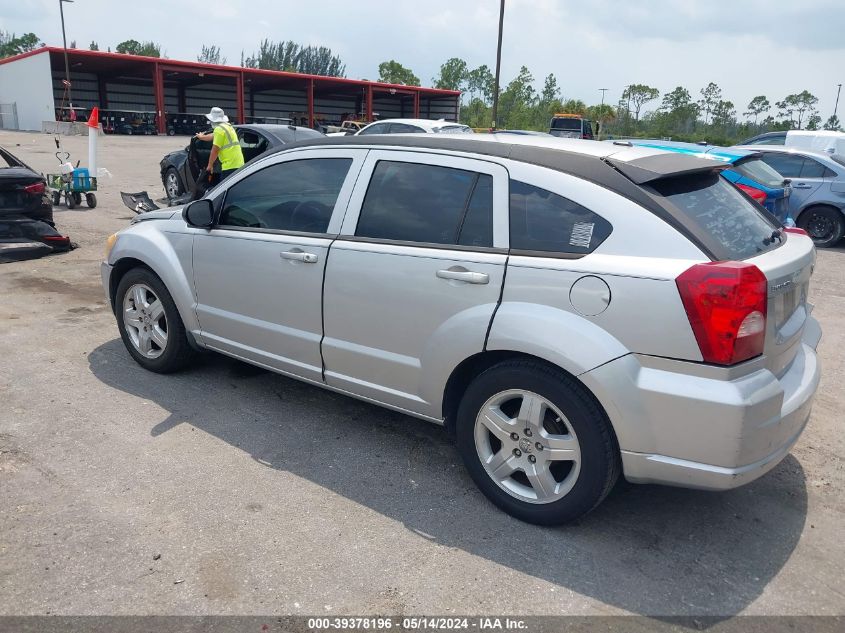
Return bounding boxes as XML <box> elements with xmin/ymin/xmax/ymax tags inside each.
<box><xmin>2</xmin><ymin>33</ymin><xmax>840</xmax><ymax>140</ymax></box>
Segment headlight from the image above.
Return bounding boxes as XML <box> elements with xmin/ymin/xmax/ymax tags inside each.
<box><xmin>105</xmin><ymin>232</ymin><xmax>118</xmax><ymax>259</ymax></box>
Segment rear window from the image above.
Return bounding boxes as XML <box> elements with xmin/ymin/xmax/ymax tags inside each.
<box><xmin>436</xmin><ymin>125</ymin><xmax>474</xmax><ymax>134</ymax></box>
<box><xmin>651</xmin><ymin>174</ymin><xmax>782</xmax><ymax>259</ymax></box>
<box><xmin>732</xmin><ymin>157</ymin><xmax>785</xmax><ymax>189</ymax></box>
<box><xmin>550</xmin><ymin>118</ymin><xmax>582</xmax><ymax>131</ymax></box>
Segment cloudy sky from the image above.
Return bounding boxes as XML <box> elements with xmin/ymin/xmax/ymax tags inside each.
<box><xmin>3</xmin><ymin>0</ymin><xmax>844</xmax><ymax>117</ymax></box>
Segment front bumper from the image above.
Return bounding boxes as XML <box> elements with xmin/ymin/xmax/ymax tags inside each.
<box><xmin>580</xmin><ymin>317</ymin><xmax>821</xmax><ymax>491</ymax></box>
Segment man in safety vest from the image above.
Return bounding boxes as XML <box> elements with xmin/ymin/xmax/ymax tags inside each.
<box><xmin>195</xmin><ymin>107</ymin><xmax>244</xmax><ymax>185</ymax></box>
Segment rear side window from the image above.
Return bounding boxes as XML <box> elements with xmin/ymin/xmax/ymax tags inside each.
<box><xmin>356</xmin><ymin>161</ymin><xmax>493</xmax><ymax>247</ymax></box>
<box><xmin>800</xmin><ymin>158</ymin><xmax>835</xmax><ymax>178</ymax></box>
<box><xmin>509</xmin><ymin>181</ymin><xmax>612</xmax><ymax>255</ymax></box>
<box><xmin>651</xmin><ymin>174</ymin><xmax>782</xmax><ymax>259</ymax></box>
<box><xmin>759</xmin><ymin>153</ymin><xmax>805</xmax><ymax>178</ymax></box>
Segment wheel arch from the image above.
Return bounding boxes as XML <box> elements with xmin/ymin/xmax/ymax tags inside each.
<box><xmin>795</xmin><ymin>202</ymin><xmax>845</xmax><ymax>224</ymax></box>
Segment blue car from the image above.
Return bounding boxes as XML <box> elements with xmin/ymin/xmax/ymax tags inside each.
<box><xmin>623</xmin><ymin>141</ymin><xmax>792</xmax><ymax>223</ymax></box>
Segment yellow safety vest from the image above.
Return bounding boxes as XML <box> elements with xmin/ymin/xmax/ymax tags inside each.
<box><xmin>212</xmin><ymin>122</ymin><xmax>245</xmax><ymax>170</ymax></box>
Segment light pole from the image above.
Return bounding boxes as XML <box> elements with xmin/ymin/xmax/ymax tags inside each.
<box><xmin>598</xmin><ymin>88</ymin><xmax>608</xmax><ymax>139</ymax></box>
<box><xmin>491</xmin><ymin>0</ymin><xmax>505</xmax><ymax>130</ymax></box>
<box><xmin>835</xmin><ymin>83</ymin><xmax>842</xmax><ymax>119</ymax></box>
<box><xmin>59</xmin><ymin>0</ymin><xmax>74</xmax><ymax>113</ymax></box>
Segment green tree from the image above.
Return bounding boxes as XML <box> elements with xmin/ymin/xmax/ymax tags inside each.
<box><xmin>711</xmin><ymin>100</ymin><xmax>736</xmax><ymax>128</ymax></box>
<box><xmin>698</xmin><ymin>82</ymin><xmax>722</xmax><ymax>125</ymax></box>
<box><xmin>744</xmin><ymin>95</ymin><xmax>770</xmax><ymax>124</ymax></box>
<box><xmin>433</xmin><ymin>57</ymin><xmax>468</xmax><ymax>92</ymax></box>
<box><xmin>298</xmin><ymin>46</ymin><xmax>346</xmax><ymax>76</ymax></box>
<box><xmin>198</xmin><ymin>44</ymin><xmax>226</xmax><ymax>65</ymax></box>
<box><xmin>89</xmin><ymin>41</ymin><xmax>99</xmax><ymax>51</ymax></box>
<box><xmin>116</xmin><ymin>40</ymin><xmax>162</xmax><ymax>57</ymax></box>
<box><xmin>823</xmin><ymin>115</ymin><xmax>841</xmax><ymax>131</ymax></box>
<box><xmin>243</xmin><ymin>40</ymin><xmax>345</xmax><ymax>76</ymax></box>
<box><xmin>377</xmin><ymin>60</ymin><xmax>420</xmax><ymax>86</ymax></box>
<box><xmin>586</xmin><ymin>104</ymin><xmax>616</xmax><ymax>137</ymax></box>
<box><xmin>497</xmin><ymin>66</ymin><xmax>537</xmax><ymax>128</ymax></box>
<box><xmin>622</xmin><ymin>84</ymin><xmax>660</xmax><ymax>124</ymax></box>
<box><xmin>540</xmin><ymin>74</ymin><xmax>560</xmax><ymax>105</ymax></box>
<box><xmin>806</xmin><ymin>114</ymin><xmax>822</xmax><ymax>130</ymax></box>
<box><xmin>467</xmin><ymin>65</ymin><xmax>495</xmax><ymax>103</ymax></box>
<box><xmin>777</xmin><ymin>90</ymin><xmax>818</xmax><ymax>129</ymax></box>
<box><xmin>560</xmin><ymin>98</ymin><xmax>587</xmax><ymax>115</ymax></box>
<box><xmin>0</xmin><ymin>31</ymin><xmax>43</xmax><ymax>58</ymax></box>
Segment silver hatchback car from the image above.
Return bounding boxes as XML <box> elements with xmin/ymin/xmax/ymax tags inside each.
<box><xmin>102</xmin><ymin>135</ymin><xmax>822</xmax><ymax>525</ymax></box>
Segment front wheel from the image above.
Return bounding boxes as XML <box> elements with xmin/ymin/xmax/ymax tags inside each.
<box><xmin>164</xmin><ymin>168</ymin><xmax>184</xmax><ymax>200</ymax></box>
<box><xmin>456</xmin><ymin>359</ymin><xmax>620</xmax><ymax>525</ymax></box>
<box><xmin>114</xmin><ymin>267</ymin><xmax>196</xmax><ymax>373</ymax></box>
<box><xmin>85</xmin><ymin>193</ymin><xmax>97</xmax><ymax>208</ymax></box>
<box><xmin>798</xmin><ymin>206</ymin><xmax>844</xmax><ymax>248</ymax></box>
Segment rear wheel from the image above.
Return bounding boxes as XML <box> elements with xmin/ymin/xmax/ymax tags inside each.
<box><xmin>798</xmin><ymin>206</ymin><xmax>844</xmax><ymax>248</ymax></box>
<box><xmin>72</xmin><ymin>192</ymin><xmax>82</xmax><ymax>206</ymax></box>
<box><xmin>85</xmin><ymin>193</ymin><xmax>97</xmax><ymax>208</ymax></box>
<box><xmin>115</xmin><ymin>267</ymin><xmax>196</xmax><ymax>373</ymax></box>
<box><xmin>51</xmin><ymin>191</ymin><xmax>61</xmax><ymax>206</ymax></box>
<box><xmin>456</xmin><ymin>359</ymin><xmax>620</xmax><ymax>525</ymax></box>
<box><xmin>65</xmin><ymin>192</ymin><xmax>76</xmax><ymax>209</ymax></box>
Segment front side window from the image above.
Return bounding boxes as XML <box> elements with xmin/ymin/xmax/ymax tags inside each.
<box><xmin>355</xmin><ymin>161</ymin><xmax>493</xmax><ymax>247</ymax></box>
<box><xmin>509</xmin><ymin>180</ymin><xmax>612</xmax><ymax>255</ymax></box>
<box><xmin>759</xmin><ymin>153</ymin><xmax>805</xmax><ymax>178</ymax></box>
<box><xmin>218</xmin><ymin>158</ymin><xmax>352</xmax><ymax>233</ymax></box>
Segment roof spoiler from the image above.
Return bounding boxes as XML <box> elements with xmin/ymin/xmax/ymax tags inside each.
<box><xmin>605</xmin><ymin>153</ymin><xmax>726</xmax><ymax>185</ymax></box>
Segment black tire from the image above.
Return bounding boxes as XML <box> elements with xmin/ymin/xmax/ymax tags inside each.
<box><xmin>114</xmin><ymin>267</ymin><xmax>196</xmax><ymax>373</ymax></box>
<box><xmin>85</xmin><ymin>193</ymin><xmax>97</xmax><ymax>208</ymax></box>
<box><xmin>797</xmin><ymin>206</ymin><xmax>844</xmax><ymax>248</ymax></box>
<box><xmin>72</xmin><ymin>192</ymin><xmax>82</xmax><ymax>206</ymax></box>
<box><xmin>455</xmin><ymin>359</ymin><xmax>620</xmax><ymax>525</ymax></box>
<box><xmin>163</xmin><ymin>167</ymin><xmax>184</xmax><ymax>200</ymax></box>
<box><xmin>51</xmin><ymin>191</ymin><xmax>61</xmax><ymax>206</ymax></box>
<box><xmin>65</xmin><ymin>192</ymin><xmax>76</xmax><ymax>209</ymax></box>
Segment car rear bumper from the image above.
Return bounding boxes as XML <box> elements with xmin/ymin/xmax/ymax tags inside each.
<box><xmin>580</xmin><ymin>316</ymin><xmax>822</xmax><ymax>491</ymax></box>
<box><xmin>101</xmin><ymin>261</ymin><xmax>113</xmax><ymax>309</ymax></box>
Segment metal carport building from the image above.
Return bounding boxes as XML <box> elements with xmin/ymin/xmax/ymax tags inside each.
<box><xmin>0</xmin><ymin>47</ymin><xmax>461</xmax><ymax>133</ymax></box>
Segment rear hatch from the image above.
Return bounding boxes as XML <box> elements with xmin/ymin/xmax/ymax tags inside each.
<box><xmin>643</xmin><ymin>168</ymin><xmax>813</xmax><ymax>373</ymax></box>
<box><xmin>0</xmin><ymin>167</ymin><xmax>44</xmax><ymax>213</ymax></box>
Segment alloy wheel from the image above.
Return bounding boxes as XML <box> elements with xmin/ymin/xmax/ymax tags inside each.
<box><xmin>122</xmin><ymin>283</ymin><xmax>168</xmax><ymax>359</ymax></box>
<box><xmin>166</xmin><ymin>172</ymin><xmax>181</xmax><ymax>198</ymax></box>
<box><xmin>474</xmin><ymin>389</ymin><xmax>581</xmax><ymax>504</ymax></box>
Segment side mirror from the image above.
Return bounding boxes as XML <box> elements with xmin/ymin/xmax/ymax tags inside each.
<box><xmin>184</xmin><ymin>199</ymin><xmax>214</xmax><ymax>228</ymax></box>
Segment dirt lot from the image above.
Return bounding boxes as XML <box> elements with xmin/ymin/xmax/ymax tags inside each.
<box><xmin>0</xmin><ymin>129</ymin><xmax>843</xmax><ymax>618</ymax></box>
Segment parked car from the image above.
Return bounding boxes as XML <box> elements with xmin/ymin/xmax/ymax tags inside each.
<box><xmin>0</xmin><ymin>216</ymin><xmax>71</xmax><ymax>252</ymax></box>
<box><xmin>735</xmin><ymin>145</ymin><xmax>845</xmax><ymax>247</ymax></box>
<box><xmin>325</xmin><ymin>120</ymin><xmax>367</xmax><ymax>135</ymax></box>
<box><xmin>739</xmin><ymin>131</ymin><xmax>787</xmax><ymax>146</ymax></box>
<box><xmin>0</xmin><ymin>145</ymin><xmax>53</xmax><ymax>224</ymax></box>
<box><xmin>159</xmin><ymin>124</ymin><xmax>324</xmax><ymax>200</ymax></box>
<box><xmin>548</xmin><ymin>114</ymin><xmax>595</xmax><ymax>139</ymax></box>
<box><xmin>491</xmin><ymin>130</ymin><xmax>555</xmax><ymax>137</ymax></box>
<box><xmin>104</xmin><ymin>135</ymin><xmax>820</xmax><ymax>525</ymax></box>
<box><xmin>326</xmin><ymin>118</ymin><xmax>474</xmax><ymax>137</ymax></box>
<box><xmin>624</xmin><ymin>140</ymin><xmax>792</xmax><ymax>222</ymax></box>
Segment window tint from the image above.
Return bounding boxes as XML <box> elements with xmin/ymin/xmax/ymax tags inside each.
<box><xmin>749</xmin><ymin>135</ymin><xmax>786</xmax><ymax>145</ymax></box>
<box><xmin>358</xmin><ymin>122</ymin><xmax>389</xmax><ymax>135</ymax></box>
<box><xmin>800</xmin><ymin>158</ymin><xmax>834</xmax><ymax>178</ymax></box>
<box><xmin>651</xmin><ymin>173</ymin><xmax>782</xmax><ymax>260</ymax></box>
<box><xmin>509</xmin><ymin>181</ymin><xmax>612</xmax><ymax>254</ymax></box>
<box><xmin>436</xmin><ymin>125</ymin><xmax>474</xmax><ymax>134</ymax></box>
<box><xmin>356</xmin><ymin>161</ymin><xmax>493</xmax><ymax>247</ymax></box>
<box><xmin>759</xmin><ymin>153</ymin><xmax>805</xmax><ymax>178</ymax></box>
<box><xmin>388</xmin><ymin>123</ymin><xmax>425</xmax><ymax>133</ymax></box>
<box><xmin>550</xmin><ymin>118</ymin><xmax>582</xmax><ymax>131</ymax></box>
<box><xmin>218</xmin><ymin>158</ymin><xmax>351</xmax><ymax>233</ymax></box>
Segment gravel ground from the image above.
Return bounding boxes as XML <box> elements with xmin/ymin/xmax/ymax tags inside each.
<box><xmin>0</xmin><ymin>129</ymin><xmax>843</xmax><ymax>618</ymax></box>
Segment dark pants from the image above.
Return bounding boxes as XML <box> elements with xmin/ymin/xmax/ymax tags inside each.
<box><xmin>211</xmin><ymin>168</ymin><xmax>239</xmax><ymax>187</ymax></box>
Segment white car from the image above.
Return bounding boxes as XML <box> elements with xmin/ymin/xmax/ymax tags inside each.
<box><xmin>326</xmin><ymin>118</ymin><xmax>473</xmax><ymax>137</ymax></box>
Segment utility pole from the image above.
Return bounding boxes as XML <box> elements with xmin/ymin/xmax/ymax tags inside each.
<box><xmin>59</xmin><ymin>0</ymin><xmax>74</xmax><ymax>111</ymax></box>
<box><xmin>491</xmin><ymin>0</ymin><xmax>505</xmax><ymax>130</ymax></box>
<box><xmin>598</xmin><ymin>88</ymin><xmax>608</xmax><ymax>139</ymax></box>
<box><xmin>835</xmin><ymin>83</ymin><xmax>842</xmax><ymax>118</ymax></box>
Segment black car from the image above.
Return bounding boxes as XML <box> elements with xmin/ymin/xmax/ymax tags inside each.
<box><xmin>159</xmin><ymin>124</ymin><xmax>324</xmax><ymax>200</ymax></box>
<box><xmin>0</xmin><ymin>145</ymin><xmax>53</xmax><ymax>224</ymax></box>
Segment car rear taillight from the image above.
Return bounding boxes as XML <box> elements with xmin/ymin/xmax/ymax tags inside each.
<box><xmin>676</xmin><ymin>262</ymin><xmax>768</xmax><ymax>366</ymax></box>
<box><xmin>736</xmin><ymin>183</ymin><xmax>767</xmax><ymax>204</ymax></box>
<box><xmin>23</xmin><ymin>182</ymin><xmax>45</xmax><ymax>195</ymax></box>
<box><xmin>42</xmin><ymin>235</ymin><xmax>69</xmax><ymax>243</ymax></box>
<box><xmin>783</xmin><ymin>227</ymin><xmax>808</xmax><ymax>237</ymax></box>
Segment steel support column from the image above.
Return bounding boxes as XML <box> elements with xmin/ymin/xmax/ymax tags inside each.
<box><xmin>153</xmin><ymin>62</ymin><xmax>166</xmax><ymax>134</ymax></box>
<box><xmin>413</xmin><ymin>91</ymin><xmax>420</xmax><ymax>118</ymax></box>
<box><xmin>307</xmin><ymin>78</ymin><xmax>315</xmax><ymax>128</ymax></box>
<box><xmin>236</xmin><ymin>71</ymin><xmax>245</xmax><ymax>124</ymax></box>
<box><xmin>366</xmin><ymin>85</ymin><xmax>373</xmax><ymax>122</ymax></box>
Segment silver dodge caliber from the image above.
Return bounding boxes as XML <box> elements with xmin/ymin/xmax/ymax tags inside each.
<box><xmin>102</xmin><ymin>135</ymin><xmax>822</xmax><ymax>525</ymax></box>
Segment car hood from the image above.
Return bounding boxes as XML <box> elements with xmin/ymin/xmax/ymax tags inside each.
<box><xmin>131</xmin><ymin>207</ymin><xmax>183</xmax><ymax>223</ymax></box>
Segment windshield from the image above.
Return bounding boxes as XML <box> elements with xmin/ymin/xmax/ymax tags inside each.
<box><xmin>651</xmin><ymin>173</ymin><xmax>783</xmax><ymax>259</ymax></box>
<box><xmin>550</xmin><ymin>118</ymin><xmax>582</xmax><ymax>131</ymax></box>
<box><xmin>732</xmin><ymin>157</ymin><xmax>786</xmax><ymax>189</ymax></box>
<box><xmin>436</xmin><ymin>125</ymin><xmax>474</xmax><ymax>134</ymax></box>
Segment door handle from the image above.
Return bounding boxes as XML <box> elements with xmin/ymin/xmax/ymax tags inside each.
<box><xmin>280</xmin><ymin>250</ymin><xmax>318</xmax><ymax>263</ymax></box>
<box><xmin>436</xmin><ymin>269</ymin><xmax>489</xmax><ymax>284</ymax></box>
<box><xmin>793</xmin><ymin>183</ymin><xmax>812</xmax><ymax>189</ymax></box>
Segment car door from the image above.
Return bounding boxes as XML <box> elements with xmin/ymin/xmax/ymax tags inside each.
<box><xmin>758</xmin><ymin>152</ymin><xmax>822</xmax><ymax>212</ymax></box>
<box><xmin>191</xmin><ymin>148</ymin><xmax>367</xmax><ymax>382</ymax></box>
<box><xmin>321</xmin><ymin>150</ymin><xmax>509</xmax><ymax>418</ymax></box>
